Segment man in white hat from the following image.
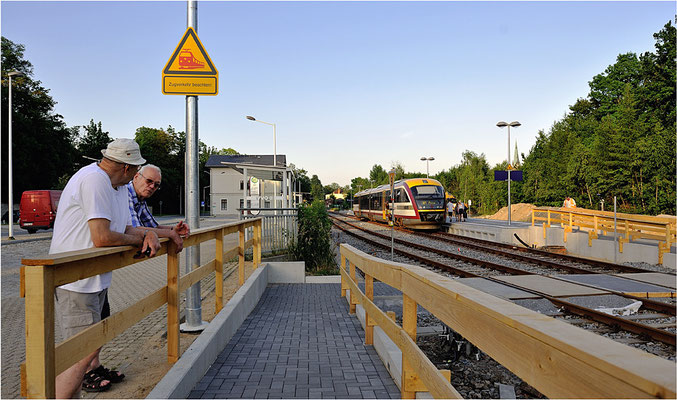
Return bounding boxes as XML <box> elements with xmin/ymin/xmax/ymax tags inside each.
<box><xmin>50</xmin><ymin>138</ymin><xmax>161</xmax><ymax>398</ymax></box>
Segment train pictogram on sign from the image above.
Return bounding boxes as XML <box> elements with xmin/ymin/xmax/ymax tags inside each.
<box><xmin>178</xmin><ymin>49</ymin><xmax>205</xmax><ymax>69</ymax></box>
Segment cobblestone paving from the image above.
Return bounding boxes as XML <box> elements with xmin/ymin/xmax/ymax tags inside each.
<box><xmin>1</xmin><ymin>216</ymin><xmax>240</xmax><ymax>399</ymax></box>
<box><xmin>189</xmin><ymin>283</ymin><xmax>400</xmax><ymax>399</ymax></box>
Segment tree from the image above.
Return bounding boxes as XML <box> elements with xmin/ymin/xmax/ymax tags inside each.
<box><xmin>2</xmin><ymin>37</ymin><xmax>79</xmax><ymax>201</ymax></box>
<box><xmin>310</xmin><ymin>175</ymin><xmax>323</xmax><ymax>201</ymax></box>
<box><xmin>369</xmin><ymin>164</ymin><xmax>388</xmax><ymax>186</ymax></box>
<box><xmin>76</xmin><ymin>119</ymin><xmax>113</xmax><ymax>161</ymax></box>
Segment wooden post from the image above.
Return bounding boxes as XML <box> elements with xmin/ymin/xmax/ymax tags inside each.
<box><xmin>238</xmin><ymin>224</ymin><xmax>245</xmax><ymax>286</ymax></box>
<box><xmin>340</xmin><ymin>253</ymin><xmax>346</xmax><ymax>298</ymax></box>
<box><xmin>401</xmin><ymin>293</ymin><xmax>417</xmax><ymax>399</ymax></box>
<box><xmin>24</xmin><ymin>266</ymin><xmax>55</xmax><ymax>399</ymax></box>
<box><xmin>531</xmin><ymin>210</ymin><xmax>534</xmax><ymax>226</ymax></box>
<box><xmin>167</xmin><ymin>243</ymin><xmax>180</xmax><ymax>363</ymax></box>
<box><xmin>365</xmin><ymin>274</ymin><xmax>374</xmax><ymax>345</ymax></box>
<box><xmin>349</xmin><ymin>262</ymin><xmax>356</xmax><ymax>314</ymax></box>
<box><xmin>253</xmin><ymin>220</ymin><xmax>262</xmax><ymax>270</ymax></box>
<box><xmin>215</xmin><ymin>228</ymin><xmax>224</xmax><ymax>314</ymax></box>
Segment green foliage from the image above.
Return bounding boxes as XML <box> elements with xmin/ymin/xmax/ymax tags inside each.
<box><xmin>287</xmin><ymin>200</ymin><xmax>338</xmax><ymax>274</ymax></box>
<box><xmin>310</xmin><ymin>174</ymin><xmax>323</xmax><ymax>201</ymax></box>
<box><xmin>2</xmin><ymin>36</ymin><xmax>79</xmax><ymax>201</ymax></box>
<box><xmin>76</xmin><ymin>119</ymin><xmax>113</xmax><ymax>160</ymax></box>
<box><xmin>519</xmin><ymin>20</ymin><xmax>676</xmax><ymax>214</ymax></box>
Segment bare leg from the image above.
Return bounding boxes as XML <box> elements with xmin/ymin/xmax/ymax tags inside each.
<box><xmin>56</xmin><ymin>348</ymin><xmax>107</xmax><ymax>398</ymax></box>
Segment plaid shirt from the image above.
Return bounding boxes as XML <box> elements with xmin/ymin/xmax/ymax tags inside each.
<box><xmin>127</xmin><ymin>182</ymin><xmax>159</xmax><ymax>228</ymax></box>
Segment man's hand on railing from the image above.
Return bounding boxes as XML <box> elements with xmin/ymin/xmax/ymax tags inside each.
<box><xmin>141</xmin><ymin>230</ymin><xmax>161</xmax><ymax>257</ymax></box>
<box><xmin>173</xmin><ymin>221</ymin><xmax>190</xmax><ymax>238</ymax></box>
<box><xmin>167</xmin><ymin>228</ymin><xmax>184</xmax><ymax>253</ymax></box>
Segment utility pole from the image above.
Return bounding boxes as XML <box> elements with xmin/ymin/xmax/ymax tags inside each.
<box><xmin>182</xmin><ymin>0</ymin><xmax>207</xmax><ymax>332</ymax></box>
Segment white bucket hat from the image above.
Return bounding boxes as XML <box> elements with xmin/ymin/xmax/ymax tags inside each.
<box><xmin>101</xmin><ymin>138</ymin><xmax>146</xmax><ymax>165</ymax></box>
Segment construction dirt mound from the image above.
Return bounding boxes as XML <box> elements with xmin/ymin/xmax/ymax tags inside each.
<box><xmin>477</xmin><ymin>203</ymin><xmax>537</xmax><ymax>222</ymax></box>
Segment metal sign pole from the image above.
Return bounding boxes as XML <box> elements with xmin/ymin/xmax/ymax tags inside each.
<box><xmin>182</xmin><ymin>0</ymin><xmax>207</xmax><ymax>332</ymax></box>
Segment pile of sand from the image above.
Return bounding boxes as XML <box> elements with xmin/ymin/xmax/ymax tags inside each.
<box><xmin>478</xmin><ymin>203</ymin><xmax>537</xmax><ymax>222</ymax></box>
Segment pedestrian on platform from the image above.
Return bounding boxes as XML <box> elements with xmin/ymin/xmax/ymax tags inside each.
<box><xmin>50</xmin><ymin>139</ymin><xmax>161</xmax><ymax>398</ymax></box>
<box><xmin>458</xmin><ymin>201</ymin><xmax>467</xmax><ymax>222</ymax></box>
<box><xmin>563</xmin><ymin>196</ymin><xmax>577</xmax><ymax>208</ymax></box>
<box><xmin>446</xmin><ymin>199</ymin><xmax>454</xmax><ymax>224</ymax></box>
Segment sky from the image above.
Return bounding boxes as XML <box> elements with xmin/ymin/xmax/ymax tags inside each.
<box><xmin>1</xmin><ymin>1</ymin><xmax>674</xmax><ymax>186</ymax></box>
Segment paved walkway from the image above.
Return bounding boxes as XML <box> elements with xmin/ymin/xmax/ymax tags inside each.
<box><xmin>188</xmin><ymin>283</ymin><xmax>400</xmax><ymax>399</ymax></box>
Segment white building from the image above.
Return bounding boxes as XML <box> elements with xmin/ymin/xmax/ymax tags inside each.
<box><xmin>206</xmin><ymin>154</ymin><xmax>298</xmax><ymax>216</ymax></box>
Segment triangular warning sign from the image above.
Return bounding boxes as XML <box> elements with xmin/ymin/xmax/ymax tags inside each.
<box><xmin>163</xmin><ymin>28</ymin><xmax>217</xmax><ymax>75</ymax></box>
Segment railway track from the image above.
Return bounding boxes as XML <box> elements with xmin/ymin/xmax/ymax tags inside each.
<box><xmin>330</xmin><ymin>213</ymin><xmax>676</xmax><ymax>355</ymax></box>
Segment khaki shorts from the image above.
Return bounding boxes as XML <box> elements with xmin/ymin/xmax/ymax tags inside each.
<box><xmin>55</xmin><ymin>288</ymin><xmax>107</xmax><ymax>339</ymax></box>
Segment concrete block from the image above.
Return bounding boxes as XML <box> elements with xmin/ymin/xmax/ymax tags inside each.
<box><xmin>266</xmin><ymin>261</ymin><xmax>306</xmax><ymax>283</ymax></box>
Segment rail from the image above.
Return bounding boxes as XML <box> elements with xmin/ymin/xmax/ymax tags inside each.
<box><xmin>239</xmin><ymin>207</ymin><xmax>298</xmax><ymax>254</ymax></box>
<box><xmin>20</xmin><ymin>218</ymin><xmax>262</xmax><ymax>399</ymax></box>
<box><xmin>339</xmin><ymin>243</ymin><xmax>676</xmax><ymax>399</ymax></box>
<box><xmin>532</xmin><ymin>207</ymin><xmax>676</xmax><ymax>264</ymax></box>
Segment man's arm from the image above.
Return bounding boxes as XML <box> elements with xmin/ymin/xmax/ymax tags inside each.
<box><xmin>89</xmin><ymin>218</ymin><xmax>161</xmax><ymax>256</ymax></box>
<box><xmin>135</xmin><ymin>225</ymin><xmax>185</xmax><ymax>253</ymax></box>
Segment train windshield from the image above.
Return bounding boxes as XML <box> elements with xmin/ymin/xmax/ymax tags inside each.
<box><xmin>410</xmin><ymin>185</ymin><xmax>445</xmax><ymax>210</ymax></box>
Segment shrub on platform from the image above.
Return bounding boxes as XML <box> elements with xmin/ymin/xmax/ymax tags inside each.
<box><xmin>288</xmin><ymin>200</ymin><xmax>338</xmax><ymax>274</ymax></box>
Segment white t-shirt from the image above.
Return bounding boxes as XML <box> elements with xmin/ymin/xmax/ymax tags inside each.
<box><xmin>50</xmin><ymin>163</ymin><xmax>132</xmax><ymax>293</ymax></box>
<box><xmin>447</xmin><ymin>202</ymin><xmax>454</xmax><ymax>213</ymax></box>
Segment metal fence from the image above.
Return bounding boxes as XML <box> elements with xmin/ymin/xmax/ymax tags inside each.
<box><xmin>238</xmin><ymin>208</ymin><xmax>298</xmax><ymax>255</ymax></box>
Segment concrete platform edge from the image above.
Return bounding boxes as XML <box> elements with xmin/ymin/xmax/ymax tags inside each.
<box><xmin>146</xmin><ymin>264</ymin><xmax>270</xmax><ymax>399</ymax></box>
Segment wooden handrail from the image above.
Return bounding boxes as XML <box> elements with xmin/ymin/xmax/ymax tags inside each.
<box><xmin>340</xmin><ymin>243</ymin><xmax>676</xmax><ymax>399</ymax></box>
<box><xmin>21</xmin><ymin>218</ymin><xmax>262</xmax><ymax>399</ymax></box>
<box><xmin>532</xmin><ymin>207</ymin><xmax>675</xmax><ymax>264</ymax></box>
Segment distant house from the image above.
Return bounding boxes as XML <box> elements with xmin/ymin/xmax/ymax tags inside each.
<box><xmin>205</xmin><ymin>154</ymin><xmax>298</xmax><ymax>216</ymax></box>
<box><xmin>325</xmin><ymin>188</ymin><xmax>347</xmax><ymax>201</ymax></box>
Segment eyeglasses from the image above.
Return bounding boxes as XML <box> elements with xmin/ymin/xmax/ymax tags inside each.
<box><xmin>139</xmin><ymin>172</ymin><xmax>161</xmax><ymax>189</ymax></box>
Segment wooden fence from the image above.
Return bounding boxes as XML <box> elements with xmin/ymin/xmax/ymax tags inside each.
<box><xmin>20</xmin><ymin>218</ymin><xmax>262</xmax><ymax>399</ymax></box>
<box><xmin>340</xmin><ymin>243</ymin><xmax>676</xmax><ymax>399</ymax></box>
<box><xmin>532</xmin><ymin>207</ymin><xmax>676</xmax><ymax>264</ymax></box>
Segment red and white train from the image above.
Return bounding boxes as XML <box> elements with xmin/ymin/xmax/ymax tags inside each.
<box><xmin>353</xmin><ymin>178</ymin><xmax>446</xmax><ymax>230</ymax></box>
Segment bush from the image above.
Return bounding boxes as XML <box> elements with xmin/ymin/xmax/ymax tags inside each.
<box><xmin>288</xmin><ymin>200</ymin><xmax>338</xmax><ymax>274</ymax></box>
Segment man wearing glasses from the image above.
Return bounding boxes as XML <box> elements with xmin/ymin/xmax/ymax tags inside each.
<box><xmin>126</xmin><ymin>164</ymin><xmax>191</xmax><ymax>241</ymax></box>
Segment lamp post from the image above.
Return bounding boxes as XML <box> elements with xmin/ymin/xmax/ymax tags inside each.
<box><xmin>202</xmin><ymin>185</ymin><xmax>210</xmax><ymax>215</ymax></box>
<box><xmin>496</xmin><ymin>121</ymin><xmax>521</xmax><ymax>226</ymax></box>
<box><xmin>420</xmin><ymin>156</ymin><xmax>434</xmax><ymax>178</ymax></box>
<box><xmin>7</xmin><ymin>71</ymin><xmax>24</xmax><ymax>240</ymax></box>
<box><xmin>246</xmin><ymin>116</ymin><xmax>277</xmax><ymax>167</ymax></box>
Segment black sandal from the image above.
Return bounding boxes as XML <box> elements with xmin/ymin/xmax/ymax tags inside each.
<box><xmin>86</xmin><ymin>365</ymin><xmax>126</xmax><ymax>384</ymax></box>
<box><xmin>82</xmin><ymin>370</ymin><xmax>111</xmax><ymax>393</ymax></box>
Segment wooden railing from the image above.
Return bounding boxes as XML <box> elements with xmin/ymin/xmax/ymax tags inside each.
<box><xmin>20</xmin><ymin>218</ymin><xmax>262</xmax><ymax>399</ymax></box>
<box><xmin>339</xmin><ymin>243</ymin><xmax>676</xmax><ymax>399</ymax></box>
<box><xmin>532</xmin><ymin>207</ymin><xmax>676</xmax><ymax>264</ymax></box>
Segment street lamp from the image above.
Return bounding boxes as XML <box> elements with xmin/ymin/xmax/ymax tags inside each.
<box><xmin>420</xmin><ymin>156</ymin><xmax>435</xmax><ymax>178</ymax></box>
<box><xmin>7</xmin><ymin>71</ymin><xmax>24</xmax><ymax>240</ymax></box>
<box><xmin>496</xmin><ymin>121</ymin><xmax>521</xmax><ymax>226</ymax></box>
<box><xmin>246</xmin><ymin>115</ymin><xmax>277</xmax><ymax>167</ymax></box>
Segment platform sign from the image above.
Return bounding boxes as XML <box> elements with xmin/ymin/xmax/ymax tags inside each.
<box><xmin>494</xmin><ymin>170</ymin><xmax>523</xmax><ymax>181</ymax></box>
<box><xmin>162</xmin><ymin>28</ymin><xmax>218</xmax><ymax>95</ymax></box>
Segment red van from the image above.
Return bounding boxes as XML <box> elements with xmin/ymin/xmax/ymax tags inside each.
<box><xmin>19</xmin><ymin>190</ymin><xmax>62</xmax><ymax>234</ymax></box>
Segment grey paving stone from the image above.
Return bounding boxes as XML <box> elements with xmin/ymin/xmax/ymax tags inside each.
<box><xmin>190</xmin><ymin>283</ymin><xmax>399</xmax><ymax>399</ymax></box>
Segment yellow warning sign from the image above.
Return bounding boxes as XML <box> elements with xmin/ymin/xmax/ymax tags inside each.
<box><xmin>162</xmin><ymin>28</ymin><xmax>218</xmax><ymax>95</ymax></box>
<box><xmin>507</xmin><ymin>164</ymin><xmax>514</xmax><ymax>170</ymax></box>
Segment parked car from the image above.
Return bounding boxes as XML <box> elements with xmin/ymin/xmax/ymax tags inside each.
<box><xmin>19</xmin><ymin>190</ymin><xmax>62</xmax><ymax>234</ymax></box>
<box><xmin>1</xmin><ymin>210</ymin><xmax>20</xmax><ymax>224</ymax></box>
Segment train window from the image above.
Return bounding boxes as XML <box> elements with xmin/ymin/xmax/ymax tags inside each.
<box><xmin>411</xmin><ymin>185</ymin><xmax>444</xmax><ymax>198</ymax></box>
<box><xmin>395</xmin><ymin>188</ymin><xmax>409</xmax><ymax>203</ymax></box>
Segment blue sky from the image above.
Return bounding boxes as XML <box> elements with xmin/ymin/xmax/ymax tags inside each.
<box><xmin>2</xmin><ymin>1</ymin><xmax>674</xmax><ymax>186</ymax></box>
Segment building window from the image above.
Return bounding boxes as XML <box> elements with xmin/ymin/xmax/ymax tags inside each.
<box><xmin>240</xmin><ymin>180</ymin><xmax>244</xmax><ymax>190</ymax></box>
<box><xmin>264</xmin><ymin>200</ymin><xmax>270</xmax><ymax>208</ymax></box>
<box><xmin>240</xmin><ymin>199</ymin><xmax>244</xmax><ymax>209</ymax></box>
<box><xmin>221</xmin><ymin>199</ymin><xmax>227</xmax><ymax>211</ymax></box>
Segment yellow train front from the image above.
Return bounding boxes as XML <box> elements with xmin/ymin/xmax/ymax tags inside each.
<box><xmin>353</xmin><ymin>178</ymin><xmax>446</xmax><ymax>230</ymax></box>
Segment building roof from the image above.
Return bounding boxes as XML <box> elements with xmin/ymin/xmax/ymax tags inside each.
<box><xmin>205</xmin><ymin>154</ymin><xmax>287</xmax><ymax>169</ymax></box>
